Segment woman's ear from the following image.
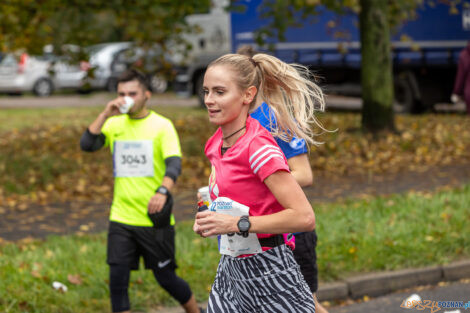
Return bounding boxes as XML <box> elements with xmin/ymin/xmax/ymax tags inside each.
<box><xmin>243</xmin><ymin>86</ymin><xmax>257</xmax><ymax>105</ymax></box>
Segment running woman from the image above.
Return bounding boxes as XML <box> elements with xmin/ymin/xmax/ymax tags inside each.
<box><xmin>80</xmin><ymin>69</ymin><xmax>204</xmax><ymax>313</ymax></box>
<box><xmin>194</xmin><ymin>53</ymin><xmax>325</xmax><ymax>313</ymax></box>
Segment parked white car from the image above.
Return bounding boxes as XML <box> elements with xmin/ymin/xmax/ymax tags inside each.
<box><xmin>86</xmin><ymin>42</ymin><xmax>134</xmax><ymax>91</ymax></box>
<box><xmin>87</xmin><ymin>42</ymin><xmax>169</xmax><ymax>93</ymax></box>
<box><xmin>0</xmin><ymin>53</ymin><xmax>88</xmax><ymax>96</ymax></box>
<box><xmin>106</xmin><ymin>43</ymin><xmax>169</xmax><ymax>93</ymax></box>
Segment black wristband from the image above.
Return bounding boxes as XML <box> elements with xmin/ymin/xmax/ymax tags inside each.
<box><xmin>155</xmin><ymin>186</ymin><xmax>169</xmax><ymax>195</ymax></box>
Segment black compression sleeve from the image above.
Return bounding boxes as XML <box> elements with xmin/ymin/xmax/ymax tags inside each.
<box><xmin>109</xmin><ymin>264</ymin><xmax>131</xmax><ymax>312</ymax></box>
<box><xmin>164</xmin><ymin>156</ymin><xmax>182</xmax><ymax>182</ymax></box>
<box><xmin>152</xmin><ymin>267</ymin><xmax>192</xmax><ymax>304</ymax></box>
<box><xmin>80</xmin><ymin>128</ymin><xmax>106</xmax><ymax>152</ymax></box>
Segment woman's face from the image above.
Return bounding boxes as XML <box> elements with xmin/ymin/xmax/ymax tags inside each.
<box><xmin>203</xmin><ymin>65</ymin><xmax>248</xmax><ymax>126</ymax></box>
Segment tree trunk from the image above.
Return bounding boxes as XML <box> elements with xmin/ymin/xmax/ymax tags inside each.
<box><xmin>359</xmin><ymin>0</ymin><xmax>395</xmax><ymax>132</ymax></box>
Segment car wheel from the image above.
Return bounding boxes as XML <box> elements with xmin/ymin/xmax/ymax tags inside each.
<box><xmin>33</xmin><ymin>78</ymin><xmax>53</xmax><ymax>97</ymax></box>
<box><xmin>149</xmin><ymin>74</ymin><xmax>168</xmax><ymax>93</ymax></box>
<box><xmin>106</xmin><ymin>77</ymin><xmax>118</xmax><ymax>92</ymax></box>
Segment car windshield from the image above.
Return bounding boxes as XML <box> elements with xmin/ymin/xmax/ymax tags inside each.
<box><xmin>85</xmin><ymin>43</ymin><xmax>110</xmax><ymax>55</ymax></box>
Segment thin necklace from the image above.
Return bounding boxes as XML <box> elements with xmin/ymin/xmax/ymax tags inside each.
<box><xmin>222</xmin><ymin>125</ymin><xmax>246</xmax><ymax>141</ymax></box>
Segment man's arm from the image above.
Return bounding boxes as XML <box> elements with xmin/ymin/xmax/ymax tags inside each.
<box><xmin>79</xmin><ymin>97</ymin><xmax>124</xmax><ymax>152</ymax></box>
<box><xmin>148</xmin><ymin>156</ymin><xmax>182</xmax><ymax>214</ymax></box>
<box><xmin>89</xmin><ymin>97</ymin><xmax>125</xmax><ymax>134</ymax></box>
<box><xmin>287</xmin><ymin>154</ymin><xmax>313</xmax><ymax>187</ymax></box>
<box><xmin>80</xmin><ymin>128</ymin><xmax>106</xmax><ymax>152</ymax></box>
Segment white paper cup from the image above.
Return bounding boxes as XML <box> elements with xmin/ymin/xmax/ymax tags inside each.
<box><xmin>198</xmin><ymin>186</ymin><xmax>211</xmax><ymax>206</ymax></box>
<box><xmin>403</xmin><ymin>294</ymin><xmax>421</xmax><ymax>309</ymax></box>
<box><xmin>119</xmin><ymin>96</ymin><xmax>135</xmax><ymax>114</ymax></box>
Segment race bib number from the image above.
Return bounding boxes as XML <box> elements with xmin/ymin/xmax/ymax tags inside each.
<box><xmin>113</xmin><ymin>140</ymin><xmax>154</xmax><ymax>177</ymax></box>
<box><xmin>210</xmin><ymin>197</ymin><xmax>262</xmax><ymax>257</ymax></box>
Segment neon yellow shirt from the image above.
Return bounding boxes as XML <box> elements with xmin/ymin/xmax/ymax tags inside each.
<box><xmin>102</xmin><ymin>111</ymin><xmax>181</xmax><ymax>226</ymax></box>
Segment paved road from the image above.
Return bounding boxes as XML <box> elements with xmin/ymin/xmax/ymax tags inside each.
<box><xmin>1</xmin><ymin>91</ymin><xmax>465</xmax><ymax>113</ymax></box>
<box><xmin>329</xmin><ymin>280</ymin><xmax>470</xmax><ymax>313</ymax></box>
<box><xmin>149</xmin><ymin>280</ymin><xmax>470</xmax><ymax>313</ymax></box>
<box><xmin>0</xmin><ymin>92</ymin><xmax>199</xmax><ymax>108</ymax></box>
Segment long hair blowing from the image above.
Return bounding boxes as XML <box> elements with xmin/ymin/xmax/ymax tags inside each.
<box><xmin>209</xmin><ymin>53</ymin><xmax>326</xmax><ymax>146</ymax></box>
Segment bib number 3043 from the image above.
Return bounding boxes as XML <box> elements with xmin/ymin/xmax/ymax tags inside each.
<box><xmin>114</xmin><ymin>140</ymin><xmax>154</xmax><ymax>177</ymax></box>
<box><xmin>120</xmin><ymin>154</ymin><xmax>147</xmax><ymax>165</ymax></box>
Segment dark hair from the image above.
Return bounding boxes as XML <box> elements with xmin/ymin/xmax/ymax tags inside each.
<box><xmin>117</xmin><ymin>69</ymin><xmax>150</xmax><ymax>91</ymax></box>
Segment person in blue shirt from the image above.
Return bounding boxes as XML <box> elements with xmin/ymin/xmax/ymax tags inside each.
<box><xmin>240</xmin><ymin>45</ymin><xmax>329</xmax><ymax>313</ymax></box>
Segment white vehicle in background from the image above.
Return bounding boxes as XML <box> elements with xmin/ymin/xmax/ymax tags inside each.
<box><xmin>86</xmin><ymin>41</ymin><xmax>169</xmax><ymax>93</ymax></box>
<box><xmin>86</xmin><ymin>42</ymin><xmax>133</xmax><ymax>91</ymax></box>
<box><xmin>170</xmin><ymin>0</ymin><xmax>231</xmax><ymax>105</ymax></box>
<box><xmin>105</xmin><ymin>43</ymin><xmax>170</xmax><ymax>93</ymax></box>
<box><xmin>0</xmin><ymin>52</ymin><xmax>88</xmax><ymax>96</ymax></box>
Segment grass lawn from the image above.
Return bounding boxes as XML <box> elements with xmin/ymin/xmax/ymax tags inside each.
<box><xmin>0</xmin><ymin>104</ymin><xmax>207</xmax><ymax>132</ymax></box>
<box><xmin>1</xmin><ymin>105</ymin><xmax>469</xmax><ymax>205</ymax></box>
<box><xmin>1</xmin><ymin>184</ymin><xmax>469</xmax><ymax>313</ymax></box>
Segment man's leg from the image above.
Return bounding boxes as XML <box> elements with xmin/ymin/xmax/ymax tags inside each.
<box><xmin>140</xmin><ymin>224</ymin><xmax>203</xmax><ymax>312</ymax></box>
<box><xmin>152</xmin><ymin>267</ymin><xmax>200</xmax><ymax>313</ymax></box>
<box><xmin>109</xmin><ymin>264</ymin><xmax>131</xmax><ymax>313</ymax></box>
<box><xmin>107</xmin><ymin>222</ymin><xmax>140</xmax><ymax>313</ymax></box>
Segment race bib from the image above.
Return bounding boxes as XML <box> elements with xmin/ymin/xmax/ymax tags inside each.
<box><xmin>113</xmin><ymin>140</ymin><xmax>154</xmax><ymax>177</ymax></box>
<box><xmin>210</xmin><ymin>197</ymin><xmax>262</xmax><ymax>257</ymax></box>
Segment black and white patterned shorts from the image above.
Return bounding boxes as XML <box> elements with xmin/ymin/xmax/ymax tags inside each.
<box><xmin>207</xmin><ymin>244</ymin><xmax>316</xmax><ymax>313</ymax></box>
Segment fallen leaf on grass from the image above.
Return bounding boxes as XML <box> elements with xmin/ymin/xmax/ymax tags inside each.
<box><xmin>68</xmin><ymin>274</ymin><xmax>83</xmax><ymax>285</ymax></box>
<box><xmin>1</xmin><ymin>114</ymin><xmax>469</xmax><ymax>211</ymax></box>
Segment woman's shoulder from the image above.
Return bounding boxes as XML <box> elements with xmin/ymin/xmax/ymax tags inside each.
<box><xmin>246</xmin><ymin>117</ymin><xmax>283</xmax><ymax>158</ymax></box>
<box><xmin>204</xmin><ymin>127</ymin><xmax>222</xmax><ymax>156</ymax></box>
<box><xmin>247</xmin><ymin>117</ymin><xmax>278</xmax><ymax>144</ymax></box>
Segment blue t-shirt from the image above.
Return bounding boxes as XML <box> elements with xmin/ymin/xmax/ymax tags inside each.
<box><xmin>250</xmin><ymin>102</ymin><xmax>307</xmax><ymax>159</ymax></box>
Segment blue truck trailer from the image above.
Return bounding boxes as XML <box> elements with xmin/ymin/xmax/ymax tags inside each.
<box><xmin>174</xmin><ymin>0</ymin><xmax>469</xmax><ymax>112</ymax></box>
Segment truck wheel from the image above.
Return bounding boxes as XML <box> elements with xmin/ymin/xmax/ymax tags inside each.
<box><xmin>393</xmin><ymin>77</ymin><xmax>414</xmax><ymax>113</ymax></box>
<box><xmin>195</xmin><ymin>73</ymin><xmax>205</xmax><ymax>108</ymax></box>
<box><xmin>33</xmin><ymin>78</ymin><xmax>53</xmax><ymax>97</ymax></box>
<box><xmin>149</xmin><ymin>74</ymin><xmax>168</xmax><ymax>94</ymax></box>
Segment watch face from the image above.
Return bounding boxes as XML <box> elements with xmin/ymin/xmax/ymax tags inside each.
<box><xmin>239</xmin><ymin>219</ymin><xmax>250</xmax><ymax>231</ymax></box>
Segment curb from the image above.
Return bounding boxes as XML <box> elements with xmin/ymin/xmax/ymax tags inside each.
<box><xmin>152</xmin><ymin>260</ymin><xmax>470</xmax><ymax>313</ymax></box>
<box><xmin>316</xmin><ymin>259</ymin><xmax>470</xmax><ymax>301</ymax></box>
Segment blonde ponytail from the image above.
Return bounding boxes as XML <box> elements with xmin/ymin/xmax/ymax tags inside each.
<box><xmin>253</xmin><ymin>53</ymin><xmax>325</xmax><ymax>145</ymax></box>
<box><xmin>208</xmin><ymin>53</ymin><xmax>326</xmax><ymax>146</ymax></box>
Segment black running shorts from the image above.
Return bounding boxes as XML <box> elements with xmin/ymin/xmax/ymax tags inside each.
<box><xmin>292</xmin><ymin>230</ymin><xmax>318</xmax><ymax>293</ymax></box>
<box><xmin>107</xmin><ymin>221</ymin><xmax>177</xmax><ymax>270</ymax></box>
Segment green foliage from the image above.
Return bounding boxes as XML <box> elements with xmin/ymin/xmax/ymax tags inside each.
<box><xmin>0</xmin><ymin>0</ymin><xmax>211</xmax><ymax>55</ymax></box>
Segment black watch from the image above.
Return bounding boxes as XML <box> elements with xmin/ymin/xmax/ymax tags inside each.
<box><xmin>156</xmin><ymin>186</ymin><xmax>169</xmax><ymax>196</ymax></box>
<box><xmin>237</xmin><ymin>215</ymin><xmax>251</xmax><ymax>238</ymax></box>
